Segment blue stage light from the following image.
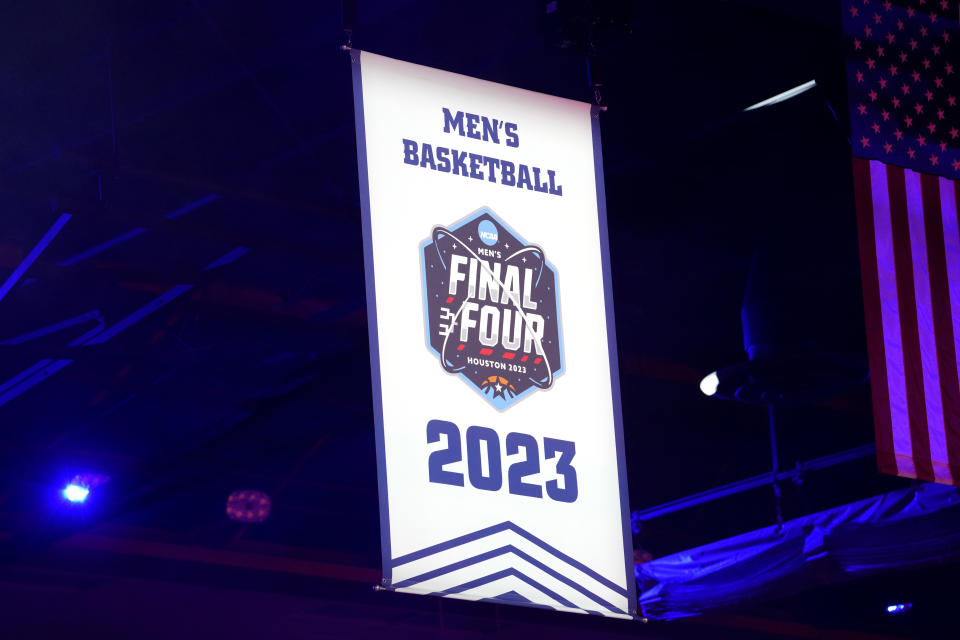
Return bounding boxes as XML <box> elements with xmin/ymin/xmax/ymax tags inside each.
<box><xmin>885</xmin><ymin>603</ymin><xmax>912</xmax><ymax>614</ymax></box>
<box><xmin>63</xmin><ymin>483</ymin><xmax>90</xmax><ymax>503</ymax></box>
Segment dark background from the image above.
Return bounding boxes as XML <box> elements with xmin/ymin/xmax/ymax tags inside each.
<box><xmin>0</xmin><ymin>1</ymin><xmax>949</xmax><ymax>637</ymax></box>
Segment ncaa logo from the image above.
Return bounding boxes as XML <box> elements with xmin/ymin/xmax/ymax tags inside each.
<box><xmin>477</xmin><ymin>220</ymin><xmax>498</xmax><ymax>246</ymax></box>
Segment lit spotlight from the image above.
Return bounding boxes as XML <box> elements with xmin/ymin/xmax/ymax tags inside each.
<box><xmin>61</xmin><ymin>473</ymin><xmax>108</xmax><ymax>503</ymax></box>
<box><xmin>886</xmin><ymin>603</ymin><xmax>912</xmax><ymax>614</ymax></box>
<box><xmin>699</xmin><ymin>371</ymin><xmax>720</xmax><ymax>396</ymax></box>
<box><xmin>63</xmin><ymin>484</ymin><xmax>90</xmax><ymax>503</ymax></box>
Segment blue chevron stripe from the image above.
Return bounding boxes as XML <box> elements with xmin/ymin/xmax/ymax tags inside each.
<box><xmin>390</xmin><ymin>521</ymin><xmax>628</xmax><ymax>598</ymax></box>
<box><xmin>478</xmin><ymin>593</ymin><xmax>555</xmax><ymax>610</ymax></box>
<box><xmin>440</xmin><ymin>567</ymin><xmax>577</xmax><ymax>609</ymax></box>
<box><xmin>392</xmin><ymin>544</ymin><xmax>625</xmax><ymax>614</ymax></box>
<box><xmin>489</xmin><ymin>590</ymin><xmax>531</xmax><ymax>604</ymax></box>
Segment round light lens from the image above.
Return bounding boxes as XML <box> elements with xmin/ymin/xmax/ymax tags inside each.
<box><xmin>699</xmin><ymin>371</ymin><xmax>720</xmax><ymax>396</ymax></box>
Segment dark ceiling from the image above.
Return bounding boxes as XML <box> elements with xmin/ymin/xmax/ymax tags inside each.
<box><xmin>0</xmin><ymin>1</ymin><xmax>950</xmax><ymax>638</ymax></box>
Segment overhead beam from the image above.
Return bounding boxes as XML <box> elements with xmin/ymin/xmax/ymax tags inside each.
<box><xmin>633</xmin><ymin>444</ymin><xmax>876</xmax><ymax>521</ymax></box>
<box><xmin>0</xmin><ymin>213</ymin><xmax>71</xmax><ymax>304</ymax></box>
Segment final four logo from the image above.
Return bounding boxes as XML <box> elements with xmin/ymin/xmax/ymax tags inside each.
<box><xmin>421</xmin><ymin>208</ymin><xmax>563</xmax><ymax>410</ymax></box>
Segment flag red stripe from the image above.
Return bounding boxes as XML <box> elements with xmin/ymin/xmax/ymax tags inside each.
<box><xmin>852</xmin><ymin>158</ymin><xmax>898</xmax><ymax>475</ymax></box>
<box><xmin>886</xmin><ymin>164</ymin><xmax>935</xmax><ymax>481</ymax></box>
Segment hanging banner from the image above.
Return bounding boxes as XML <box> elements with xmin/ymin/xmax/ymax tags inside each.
<box><xmin>351</xmin><ymin>50</ymin><xmax>635</xmax><ymax>618</ymax></box>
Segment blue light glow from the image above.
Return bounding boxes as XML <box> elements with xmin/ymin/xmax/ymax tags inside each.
<box><xmin>63</xmin><ymin>484</ymin><xmax>90</xmax><ymax>503</ymax></box>
<box><xmin>885</xmin><ymin>603</ymin><xmax>912</xmax><ymax>614</ymax></box>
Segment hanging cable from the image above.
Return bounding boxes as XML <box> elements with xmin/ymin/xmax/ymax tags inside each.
<box><xmin>340</xmin><ymin>0</ymin><xmax>356</xmax><ymax>51</ymax></box>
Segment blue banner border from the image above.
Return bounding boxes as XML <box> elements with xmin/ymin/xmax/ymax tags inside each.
<box><xmin>351</xmin><ymin>49</ymin><xmax>392</xmax><ymax>586</ymax></box>
<box><xmin>590</xmin><ymin>103</ymin><xmax>638</xmax><ymax>614</ymax></box>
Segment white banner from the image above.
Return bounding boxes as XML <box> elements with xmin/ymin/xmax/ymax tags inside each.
<box><xmin>351</xmin><ymin>50</ymin><xmax>635</xmax><ymax>618</ymax></box>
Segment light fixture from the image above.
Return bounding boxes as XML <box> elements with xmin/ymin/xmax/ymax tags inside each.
<box><xmin>63</xmin><ymin>483</ymin><xmax>90</xmax><ymax>503</ymax></box>
<box><xmin>885</xmin><ymin>603</ymin><xmax>912</xmax><ymax>614</ymax></box>
<box><xmin>226</xmin><ymin>490</ymin><xmax>271</xmax><ymax>523</ymax></box>
<box><xmin>61</xmin><ymin>473</ymin><xmax>109</xmax><ymax>504</ymax></box>
<box><xmin>699</xmin><ymin>371</ymin><xmax>719</xmax><ymax>396</ymax></box>
<box><xmin>743</xmin><ymin>79</ymin><xmax>817</xmax><ymax>112</ymax></box>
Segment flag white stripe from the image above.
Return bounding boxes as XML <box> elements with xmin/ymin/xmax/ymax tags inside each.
<box><xmin>904</xmin><ymin>170</ymin><xmax>951</xmax><ymax>483</ymax></box>
<box><xmin>870</xmin><ymin>160</ymin><xmax>915</xmax><ymax>476</ymax></box>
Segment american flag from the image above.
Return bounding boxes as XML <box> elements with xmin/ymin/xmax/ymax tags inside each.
<box><xmin>846</xmin><ymin>2</ymin><xmax>960</xmax><ymax>485</ymax></box>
